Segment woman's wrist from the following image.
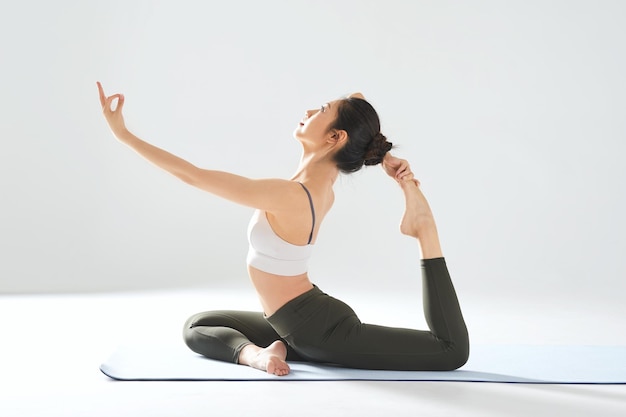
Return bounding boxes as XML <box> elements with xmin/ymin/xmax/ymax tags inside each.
<box><xmin>114</xmin><ymin>127</ymin><xmax>133</xmax><ymax>143</ymax></box>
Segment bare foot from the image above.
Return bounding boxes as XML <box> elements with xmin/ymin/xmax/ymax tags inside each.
<box><xmin>399</xmin><ymin>180</ymin><xmax>433</xmax><ymax>236</ymax></box>
<box><xmin>399</xmin><ymin>180</ymin><xmax>443</xmax><ymax>259</ymax></box>
<box><xmin>238</xmin><ymin>341</ymin><xmax>290</xmax><ymax>376</ymax></box>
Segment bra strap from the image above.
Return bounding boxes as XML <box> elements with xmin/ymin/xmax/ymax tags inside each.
<box><xmin>298</xmin><ymin>182</ymin><xmax>316</xmax><ymax>244</ymax></box>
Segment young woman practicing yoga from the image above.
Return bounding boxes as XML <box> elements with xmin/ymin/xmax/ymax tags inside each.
<box><xmin>98</xmin><ymin>82</ymin><xmax>469</xmax><ymax>376</ymax></box>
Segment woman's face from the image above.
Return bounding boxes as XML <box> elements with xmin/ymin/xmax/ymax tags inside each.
<box><xmin>293</xmin><ymin>93</ymin><xmax>364</xmax><ymax>148</ymax></box>
<box><xmin>293</xmin><ymin>99</ymin><xmax>341</xmax><ymax>144</ymax></box>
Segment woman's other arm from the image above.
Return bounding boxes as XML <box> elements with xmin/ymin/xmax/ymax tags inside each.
<box><xmin>97</xmin><ymin>82</ymin><xmax>300</xmax><ymax>211</ymax></box>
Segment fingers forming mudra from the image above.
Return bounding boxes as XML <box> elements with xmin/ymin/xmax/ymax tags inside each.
<box><xmin>97</xmin><ymin>81</ymin><xmax>128</xmax><ymax>137</ymax></box>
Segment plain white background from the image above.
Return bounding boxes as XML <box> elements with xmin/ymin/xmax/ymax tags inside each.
<box><xmin>2</xmin><ymin>0</ymin><xmax>625</xmax><ymax>311</ymax></box>
<box><xmin>1</xmin><ymin>2</ymin><xmax>625</xmax><ymax>416</ymax></box>
<box><xmin>1</xmin><ymin>0</ymin><xmax>625</xmax><ymax>312</ymax></box>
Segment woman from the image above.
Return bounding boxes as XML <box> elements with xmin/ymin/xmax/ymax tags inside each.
<box><xmin>97</xmin><ymin>82</ymin><xmax>469</xmax><ymax>376</ymax></box>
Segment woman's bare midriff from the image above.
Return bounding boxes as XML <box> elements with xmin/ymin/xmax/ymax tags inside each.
<box><xmin>248</xmin><ymin>266</ymin><xmax>314</xmax><ymax>316</ymax></box>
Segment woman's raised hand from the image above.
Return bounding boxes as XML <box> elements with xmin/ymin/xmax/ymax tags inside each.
<box><xmin>97</xmin><ymin>81</ymin><xmax>129</xmax><ymax>139</ymax></box>
<box><xmin>382</xmin><ymin>154</ymin><xmax>418</xmax><ymax>185</ymax></box>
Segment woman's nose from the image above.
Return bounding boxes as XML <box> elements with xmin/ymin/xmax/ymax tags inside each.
<box><xmin>305</xmin><ymin>109</ymin><xmax>318</xmax><ymax>118</ymax></box>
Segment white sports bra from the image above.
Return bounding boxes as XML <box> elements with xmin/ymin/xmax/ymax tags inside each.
<box><xmin>246</xmin><ymin>183</ymin><xmax>315</xmax><ymax>276</ymax></box>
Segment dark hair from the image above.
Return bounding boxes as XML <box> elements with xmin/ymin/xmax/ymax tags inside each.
<box><xmin>330</xmin><ymin>97</ymin><xmax>393</xmax><ymax>173</ymax></box>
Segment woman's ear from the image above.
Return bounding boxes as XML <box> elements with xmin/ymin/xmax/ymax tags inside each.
<box><xmin>327</xmin><ymin>129</ymin><xmax>348</xmax><ymax>147</ymax></box>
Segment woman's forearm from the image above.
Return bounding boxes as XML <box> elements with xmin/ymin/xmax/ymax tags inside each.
<box><xmin>117</xmin><ymin>130</ymin><xmax>198</xmax><ymax>184</ymax></box>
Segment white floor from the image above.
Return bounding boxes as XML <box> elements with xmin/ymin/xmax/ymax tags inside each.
<box><xmin>1</xmin><ymin>288</ymin><xmax>625</xmax><ymax>417</ymax></box>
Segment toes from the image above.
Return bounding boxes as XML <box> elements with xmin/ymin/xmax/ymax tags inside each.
<box><xmin>266</xmin><ymin>361</ymin><xmax>276</xmax><ymax>375</ymax></box>
<box><xmin>265</xmin><ymin>356</ymin><xmax>290</xmax><ymax>376</ymax></box>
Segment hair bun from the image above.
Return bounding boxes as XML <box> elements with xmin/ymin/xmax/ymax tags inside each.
<box><xmin>363</xmin><ymin>132</ymin><xmax>393</xmax><ymax>166</ymax></box>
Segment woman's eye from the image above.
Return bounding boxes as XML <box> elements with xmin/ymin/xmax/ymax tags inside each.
<box><xmin>320</xmin><ymin>105</ymin><xmax>326</xmax><ymax>112</ymax></box>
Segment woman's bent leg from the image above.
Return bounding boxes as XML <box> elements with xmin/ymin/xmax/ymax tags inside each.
<box><xmin>267</xmin><ymin>260</ymin><xmax>468</xmax><ymax>371</ymax></box>
<box><xmin>182</xmin><ymin>310</ymin><xmax>302</xmax><ymax>364</ymax></box>
<box><xmin>421</xmin><ymin>257</ymin><xmax>469</xmax><ymax>367</ymax></box>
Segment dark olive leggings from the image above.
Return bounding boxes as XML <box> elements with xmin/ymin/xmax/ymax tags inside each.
<box><xmin>183</xmin><ymin>257</ymin><xmax>469</xmax><ymax>371</ymax></box>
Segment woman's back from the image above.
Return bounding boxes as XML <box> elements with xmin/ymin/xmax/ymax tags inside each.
<box><xmin>247</xmin><ymin>177</ymin><xmax>335</xmax><ymax>316</ymax></box>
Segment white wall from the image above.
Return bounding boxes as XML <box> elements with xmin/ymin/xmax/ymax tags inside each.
<box><xmin>1</xmin><ymin>1</ymin><xmax>625</xmax><ymax>313</ymax></box>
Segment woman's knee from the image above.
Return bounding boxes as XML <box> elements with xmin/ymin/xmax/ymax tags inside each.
<box><xmin>183</xmin><ymin>310</ymin><xmax>230</xmax><ymax>330</ymax></box>
<box><xmin>181</xmin><ymin>310</ymin><xmax>226</xmax><ymax>354</ymax></box>
<box><xmin>181</xmin><ymin>310</ymin><xmax>256</xmax><ymax>348</ymax></box>
<box><xmin>182</xmin><ymin>310</ymin><xmax>220</xmax><ymax>347</ymax></box>
<box><xmin>182</xmin><ymin>314</ymin><xmax>199</xmax><ymax>349</ymax></box>
<box><xmin>442</xmin><ymin>342</ymin><xmax>469</xmax><ymax>371</ymax></box>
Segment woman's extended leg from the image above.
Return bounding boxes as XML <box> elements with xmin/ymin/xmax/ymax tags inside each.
<box><xmin>182</xmin><ymin>310</ymin><xmax>303</xmax><ymax>375</ymax></box>
<box><xmin>266</xmin><ymin>180</ymin><xmax>469</xmax><ymax>370</ymax></box>
<box><xmin>400</xmin><ymin>179</ymin><xmax>469</xmax><ymax>365</ymax></box>
<box><xmin>267</xmin><ymin>260</ymin><xmax>469</xmax><ymax>370</ymax></box>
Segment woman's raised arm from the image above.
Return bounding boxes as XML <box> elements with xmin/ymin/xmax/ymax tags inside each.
<box><xmin>97</xmin><ymin>82</ymin><xmax>300</xmax><ymax>211</ymax></box>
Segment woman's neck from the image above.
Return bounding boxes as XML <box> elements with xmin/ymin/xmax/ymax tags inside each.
<box><xmin>291</xmin><ymin>150</ymin><xmax>339</xmax><ymax>185</ymax></box>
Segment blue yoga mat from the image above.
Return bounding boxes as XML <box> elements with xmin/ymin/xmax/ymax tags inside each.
<box><xmin>100</xmin><ymin>343</ymin><xmax>626</xmax><ymax>384</ymax></box>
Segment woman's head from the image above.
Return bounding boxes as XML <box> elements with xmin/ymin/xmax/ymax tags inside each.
<box><xmin>329</xmin><ymin>94</ymin><xmax>393</xmax><ymax>173</ymax></box>
<box><xmin>294</xmin><ymin>93</ymin><xmax>393</xmax><ymax>173</ymax></box>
